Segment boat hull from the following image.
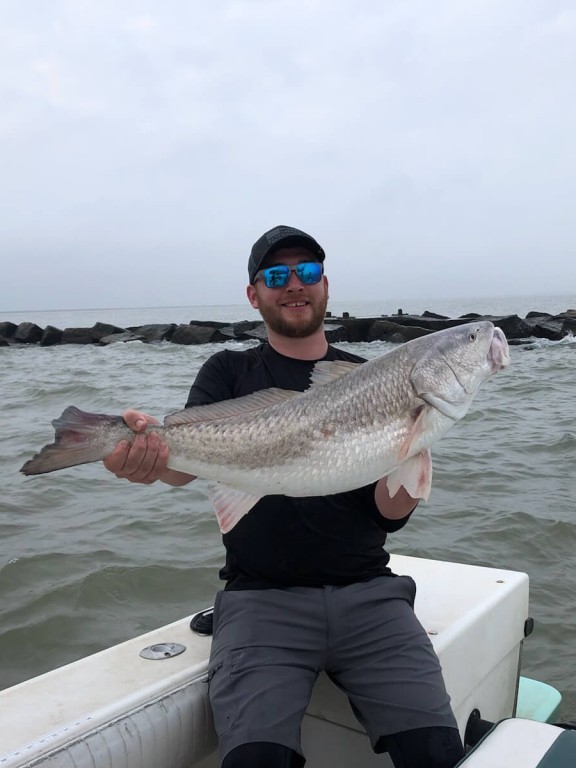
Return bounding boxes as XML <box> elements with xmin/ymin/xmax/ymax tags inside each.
<box><xmin>0</xmin><ymin>555</ymin><xmax>538</xmax><ymax>768</ymax></box>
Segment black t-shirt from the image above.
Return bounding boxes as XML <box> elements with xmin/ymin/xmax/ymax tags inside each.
<box><xmin>185</xmin><ymin>343</ymin><xmax>411</xmax><ymax>589</ymax></box>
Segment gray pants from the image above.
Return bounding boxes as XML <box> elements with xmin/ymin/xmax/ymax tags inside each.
<box><xmin>208</xmin><ymin>575</ymin><xmax>457</xmax><ymax>762</ymax></box>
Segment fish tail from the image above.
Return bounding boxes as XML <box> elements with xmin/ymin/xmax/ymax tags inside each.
<box><xmin>20</xmin><ymin>406</ymin><xmax>125</xmax><ymax>475</ymax></box>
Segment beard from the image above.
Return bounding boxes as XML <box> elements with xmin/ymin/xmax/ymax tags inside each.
<box><xmin>257</xmin><ymin>292</ymin><xmax>329</xmax><ymax>339</ymax></box>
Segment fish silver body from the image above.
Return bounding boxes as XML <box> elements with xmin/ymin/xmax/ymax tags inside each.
<box><xmin>21</xmin><ymin>321</ymin><xmax>510</xmax><ymax>532</ymax></box>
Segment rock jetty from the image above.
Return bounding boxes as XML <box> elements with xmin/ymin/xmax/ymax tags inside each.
<box><xmin>1</xmin><ymin>310</ymin><xmax>575</xmax><ymax>348</ymax></box>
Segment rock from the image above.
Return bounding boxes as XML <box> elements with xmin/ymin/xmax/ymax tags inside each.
<box><xmin>0</xmin><ymin>322</ymin><xmax>17</xmax><ymax>339</ymax></box>
<box><xmin>171</xmin><ymin>324</ymin><xmax>224</xmax><ymax>345</ymax></box>
<box><xmin>380</xmin><ymin>314</ymin><xmax>471</xmax><ymax>332</ymax></box>
<box><xmin>13</xmin><ymin>322</ymin><xmax>43</xmax><ymax>344</ymax></box>
<box><xmin>324</xmin><ymin>324</ymin><xmax>348</xmax><ymax>343</ymax></box>
<box><xmin>527</xmin><ymin>318</ymin><xmax>564</xmax><ymax>341</ymax></box>
<box><xmin>129</xmin><ymin>324</ymin><xmax>176</xmax><ymax>343</ymax></box>
<box><xmin>367</xmin><ymin>320</ymin><xmax>432</xmax><ymax>343</ymax></box>
<box><xmin>422</xmin><ymin>311</ymin><xmax>450</xmax><ymax>319</ymax></box>
<box><xmin>526</xmin><ymin>311</ymin><xmax>553</xmax><ymax>318</ymax></box>
<box><xmin>189</xmin><ymin>320</ymin><xmax>229</xmax><ymax>329</ymax></box>
<box><xmin>244</xmin><ymin>324</ymin><xmax>269</xmax><ymax>341</ymax></box>
<box><xmin>487</xmin><ymin>315</ymin><xmax>534</xmax><ymax>339</ymax></box>
<box><xmin>219</xmin><ymin>321</ymin><xmax>264</xmax><ymax>341</ymax></box>
<box><xmin>91</xmin><ymin>322</ymin><xmax>127</xmax><ymax>341</ymax></box>
<box><xmin>218</xmin><ymin>326</ymin><xmax>239</xmax><ymax>341</ymax></box>
<box><xmin>60</xmin><ymin>327</ymin><xmax>97</xmax><ymax>344</ymax></box>
<box><xmin>327</xmin><ymin>318</ymin><xmax>374</xmax><ymax>343</ymax></box>
<box><xmin>40</xmin><ymin>325</ymin><xmax>63</xmax><ymax>346</ymax></box>
<box><xmin>99</xmin><ymin>331</ymin><xmax>144</xmax><ymax>345</ymax></box>
<box><xmin>561</xmin><ymin>317</ymin><xmax>576</xmax><ymax>336</ymax></box>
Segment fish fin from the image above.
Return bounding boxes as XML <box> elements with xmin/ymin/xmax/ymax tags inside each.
<box><xmin>164</xmin><ymin>389</ymin><xmax>300</xmax><ymax>426</ymax></box>
<box><xmin>20</xmin><ymin>407</ymin><xmax>123</xmax><ymax>475</ymax></box>
<box><xmin>207</xmin><ymin>483</ymin><xmax>262</xmax><ymax>533</ymax></box>
<box><xmin>386</xmin><ymin>449</ymin><xmax>433</xmax><ymax>501</ymax></box>
<box><xmin>397</xmin><ymin>405</ymin><xmax>429</xmax><ymax>461</ymax></box>
<box><xmin>309</xmin><ymin>360</ymin><xmax>361</xmax><ymax>388</ymax></box>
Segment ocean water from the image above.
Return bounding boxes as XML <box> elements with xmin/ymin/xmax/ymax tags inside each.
<box><xmin>1</xmin><ymin>295</ymin><xmax>575</xmax><ymax>723</ymax></box>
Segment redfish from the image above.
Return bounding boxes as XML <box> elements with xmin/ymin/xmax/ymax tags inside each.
<box><xmin>21</xmin><ymin>322</ymin><xmax>510</xmax><ymax>533</ymax></box>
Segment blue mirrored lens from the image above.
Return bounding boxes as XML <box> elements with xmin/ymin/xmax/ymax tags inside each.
<box><xmin>260</xmin><ymin>262</ymin><xmax>323</xmax><ymax>288</ymax></box>
<box><xmin>295</xmin><ymin>262</ymin><xmax>323</xmax><ymax>284</ymax></box>
<box><xmin>262</xmin><ymin>265</ymin><xmax>291</xmax><ymax>288</ymax></box>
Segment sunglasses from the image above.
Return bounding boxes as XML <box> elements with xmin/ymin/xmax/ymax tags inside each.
<box><xmin>254</xmin><ymin>261</ymin><xmax>324</xmax><ymax>289</ymax></box>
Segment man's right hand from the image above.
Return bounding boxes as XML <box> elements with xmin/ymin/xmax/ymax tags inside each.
<box><xmin>103</xmin><ymin>409</ymin><xmax>194</xmax><ymax>486</ymax></box>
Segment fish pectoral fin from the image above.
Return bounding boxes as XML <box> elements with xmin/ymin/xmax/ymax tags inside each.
<box><xmin>164</xmin><ymin>389</ymin><xmax>300</xmax><ymax>426</ymax></box>
<box><xmin>207</xmin><ymin>483</ymin><xmax>262</xmax><ymax>533</ymax></box>
<box><xmin>397</xmin><ymin>405</ymin><xmax>429</xmax><ymax>461</ymax></box>
<box><xmin>386</xmin><ymin>449</ymin><xmax>433</xmax><ymax>501</ymax></box>
<box><xmin>309</xmin><ymin>360</ymin><xmax>361</xmax><ymax>388</ymax></box>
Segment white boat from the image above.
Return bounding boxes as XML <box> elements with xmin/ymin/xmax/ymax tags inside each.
<box><xmin>1</xmin><ymin>554</ymin><xmax>573</xmax><ymax>768</ymax></box>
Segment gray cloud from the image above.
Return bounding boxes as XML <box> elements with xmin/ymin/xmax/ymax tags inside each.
<box><xmin>1</xmin><ymin>0</ymin><xmax>575</xmax><ymax>310</ymax></box>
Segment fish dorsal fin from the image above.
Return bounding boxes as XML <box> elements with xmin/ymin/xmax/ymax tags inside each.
<box><xmin>309</xmin><ymin>360</ymin><xmax>361</xmax><ymax>388</ymax></box>
<box><xmin>207</xmin><ymin>482</ymin><xmax>262</xmax><ymax>533</ymax></box>
<box><xmin>163</xmin><ymin>388</ymin><xmax>300</xmax><ymax>426</ymax></box>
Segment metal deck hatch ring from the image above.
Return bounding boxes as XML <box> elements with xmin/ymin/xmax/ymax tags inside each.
<box><xmin>139</xmin><ymin>642</ymin><xmax>186</xmax><ymax>660</ymax></box>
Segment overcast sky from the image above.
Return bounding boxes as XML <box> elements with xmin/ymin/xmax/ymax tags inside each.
<box><xmin>1</xmin><ymin>0</ymin><xmax>575</xmax><ymax>311</ymax></box>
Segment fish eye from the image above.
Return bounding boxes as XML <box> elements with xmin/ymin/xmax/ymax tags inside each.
<box><xmin>468</xmin><ymin>332</ymin><xmax>477</xmax><ymax>342</ymax></box>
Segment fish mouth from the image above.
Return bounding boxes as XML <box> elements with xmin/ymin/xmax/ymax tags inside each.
<box><xmin>488</xmin><ymin>327</ymin><xmax>511</xmax><ymax>371</ymax></box>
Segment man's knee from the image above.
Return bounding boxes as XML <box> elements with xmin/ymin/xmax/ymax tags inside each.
<box><xmin>221</xmin><ymin>741</ymin><xmax>305</xmax><ymax>768</ymax></box>
<box><xmin>379</xmin><ymin>726</ymin><xmax>465</xmax><ymax>768</ymax></box>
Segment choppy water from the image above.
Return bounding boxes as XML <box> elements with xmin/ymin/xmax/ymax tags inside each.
<box><xmin>1</xmin><ymin>296</ymin><xmax>575</xmax><ymax>721</ymax></box>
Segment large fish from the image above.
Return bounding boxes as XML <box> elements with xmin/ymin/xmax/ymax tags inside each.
<box><xmin>21</xmin><ymin>321</ymin><xmax>509</xmax><ymax>532</ymax></box>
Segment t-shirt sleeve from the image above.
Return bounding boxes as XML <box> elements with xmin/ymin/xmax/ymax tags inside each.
<box><xmin>185</xmin><ymin>351</ymin><xmax>235</xmax><ymax>407</ymax></box>
<box><xmin>377</xmin><ymin>505</ymin><xmax>416</xmax><ymax>532</ymax></box>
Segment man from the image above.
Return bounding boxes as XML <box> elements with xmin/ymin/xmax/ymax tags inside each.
<box><xmin>104</xmin><ymin>225</ymin><xmax>465</xmax><ymax>768</ymax></box>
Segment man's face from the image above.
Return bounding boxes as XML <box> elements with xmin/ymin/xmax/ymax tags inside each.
<box><xmin>247</xmin><ymin>246</ymin><xmax>329</xmax><ymax>338</ymax></box>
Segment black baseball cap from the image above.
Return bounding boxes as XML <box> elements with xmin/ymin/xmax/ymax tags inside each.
<box><xmin>248</xmin><ymin>225</ymin><xmax>325</xmax><ymax>284</ymax></box>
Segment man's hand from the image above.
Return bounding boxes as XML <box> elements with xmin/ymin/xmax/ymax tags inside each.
<box><xmin>103</xmin><ymin>409</ymin><xmax>194</xmax><ymax>486</ymax></box>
